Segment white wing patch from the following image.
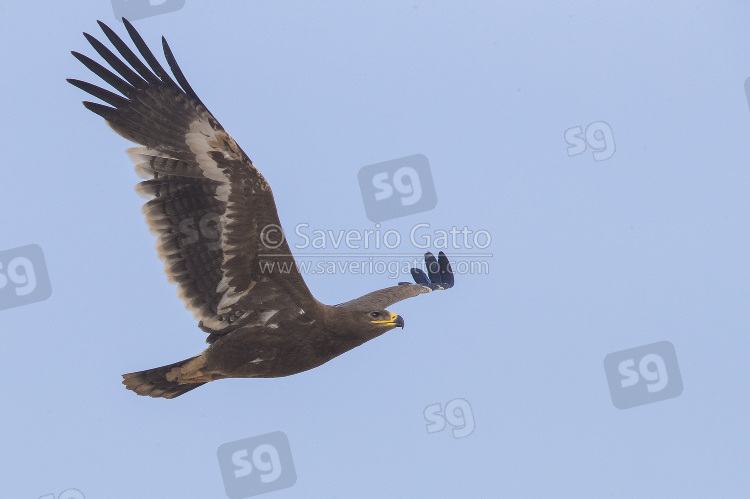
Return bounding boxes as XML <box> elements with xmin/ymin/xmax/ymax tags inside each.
<box><xmin>199</xmin><ymin>310</ymin><xmax>252</xmax><ymax>331</ymax></box>
<box><xmin>184</xmin><ymin>118</ymin><xmax>244</xmax><ymax>203</ymax></box>
<box><xmin>183</xmin><ymin>118</ymin><xmax>253</xmax><ymax>325</ymax></box>
<box><xmin>259</xmin><ymin>310</ymin><xmax>279</xmax><ymax>324</ymax></box>
<box><xmin>217</xmin><ymin>280</ymin><xmax>257</xmax><ymax>313</ymax></box>
<box><xmin>185</xmin><ymin>121</ymin><xmax>226</xmax><ymax>181</ymax></box>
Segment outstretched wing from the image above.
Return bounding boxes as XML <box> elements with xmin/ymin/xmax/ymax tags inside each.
<box><xmin>341</xmin><ymin>252</ymin><xmax>455</xmax><ymax>309</ymax></box>
<box><xmin>68</xmin><ymin>19</ymin><xmax>322</xmax><ymax>337</ymax></box>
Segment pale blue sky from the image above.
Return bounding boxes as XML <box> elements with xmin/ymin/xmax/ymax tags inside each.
<box><xmin>3</xmin><ymin>1</ymin><xmax>750</xmax><ymax>497</ymax></box>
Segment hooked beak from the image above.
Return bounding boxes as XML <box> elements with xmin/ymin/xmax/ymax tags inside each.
<box><xmin>372</xmin><ymin>312</ymin><xmax>405</xmax><ymax>329</ymax></box>
<box><xmin>393</xmin><ymin>314</ymin><xmax>405</xmax><ymax>329</ymax></box>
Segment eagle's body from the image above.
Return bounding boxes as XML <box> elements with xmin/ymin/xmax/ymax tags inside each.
<box><xmin>69</xmin><ymin>19</ymin><xmax>454</xmax><ymax>398</ymax></box>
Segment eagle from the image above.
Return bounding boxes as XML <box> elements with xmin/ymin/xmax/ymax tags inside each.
<box><xmin>68</xmin><ymin>19</ymin><xmax>455</xmax><ymax>399</ymax></box>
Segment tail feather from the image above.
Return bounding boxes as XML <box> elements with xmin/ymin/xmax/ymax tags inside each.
<box><xmin>122</xmin><ymin>356</ymin><xmax>206</xmax><ymax>399</ymax></box>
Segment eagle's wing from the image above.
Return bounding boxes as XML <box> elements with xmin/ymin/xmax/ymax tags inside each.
<box><xmin>340</xmin><ymin>252</ymin><xmax>455</xmax><ymax>310</ymax></box>
<box><xmin>68</xmin><ymin>19</ymin><xmax>321</xmax><ymax>337</ymax></box>
<box><xmin>404</xmin><ymin>251</ymin><xmax>455</xmax><ymax>291</ymax></box>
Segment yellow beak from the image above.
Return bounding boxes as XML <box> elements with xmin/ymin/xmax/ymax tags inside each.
<box><xmin>371</xmin><ymin>312</ymin><xmax>405</xmax><ymax>329</ymax></box>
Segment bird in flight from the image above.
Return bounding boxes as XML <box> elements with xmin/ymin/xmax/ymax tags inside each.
<box><xmin>68</xmin><ymin>19</ymin><xmax>455</xmax><ymax>398</ymax></box>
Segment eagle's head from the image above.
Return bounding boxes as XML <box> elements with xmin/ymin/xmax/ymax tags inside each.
<box><xmin>366</xmin><ymin>310</ymin><xmax>405</xmax><ymax>329</ymax></box>
<box><xmin>341</xmin><ymin>307</ymin><xmax>404</xmax><ymax>332</ymax></box>
<box><xmin>326</xmin><ymin>306</ymin><xmax>405</xmax><ymax>345</ymax></box>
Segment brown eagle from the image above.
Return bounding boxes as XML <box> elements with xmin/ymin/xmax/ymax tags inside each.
<box><xmin>69</xmin><ymin>19</ymin><xmax>454</xmax><ymax>399</ymax></box>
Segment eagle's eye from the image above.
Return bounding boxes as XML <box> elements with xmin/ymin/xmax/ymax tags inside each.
<box><xmin>369</xmin><ymin>311</ymin><xmax>381</xmax><ymax>318</ymax></box>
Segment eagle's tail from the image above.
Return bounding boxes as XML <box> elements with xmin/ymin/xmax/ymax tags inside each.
<box><xmin>122</xmin><ymin>356</ymin><xmax>207</xmax><ymax>399</ymax></box>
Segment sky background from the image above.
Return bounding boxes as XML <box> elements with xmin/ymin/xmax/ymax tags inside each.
<box><xmin>2</xmin><ymin>1</ymin><xmax>750</xmax><ymax>497</ymax></box>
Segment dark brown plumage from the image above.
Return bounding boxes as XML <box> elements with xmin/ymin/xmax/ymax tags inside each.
<box><xmin>69</xmin><ymin>19</ymin><xmax>454</xmax><ymax>399</ymax></box>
